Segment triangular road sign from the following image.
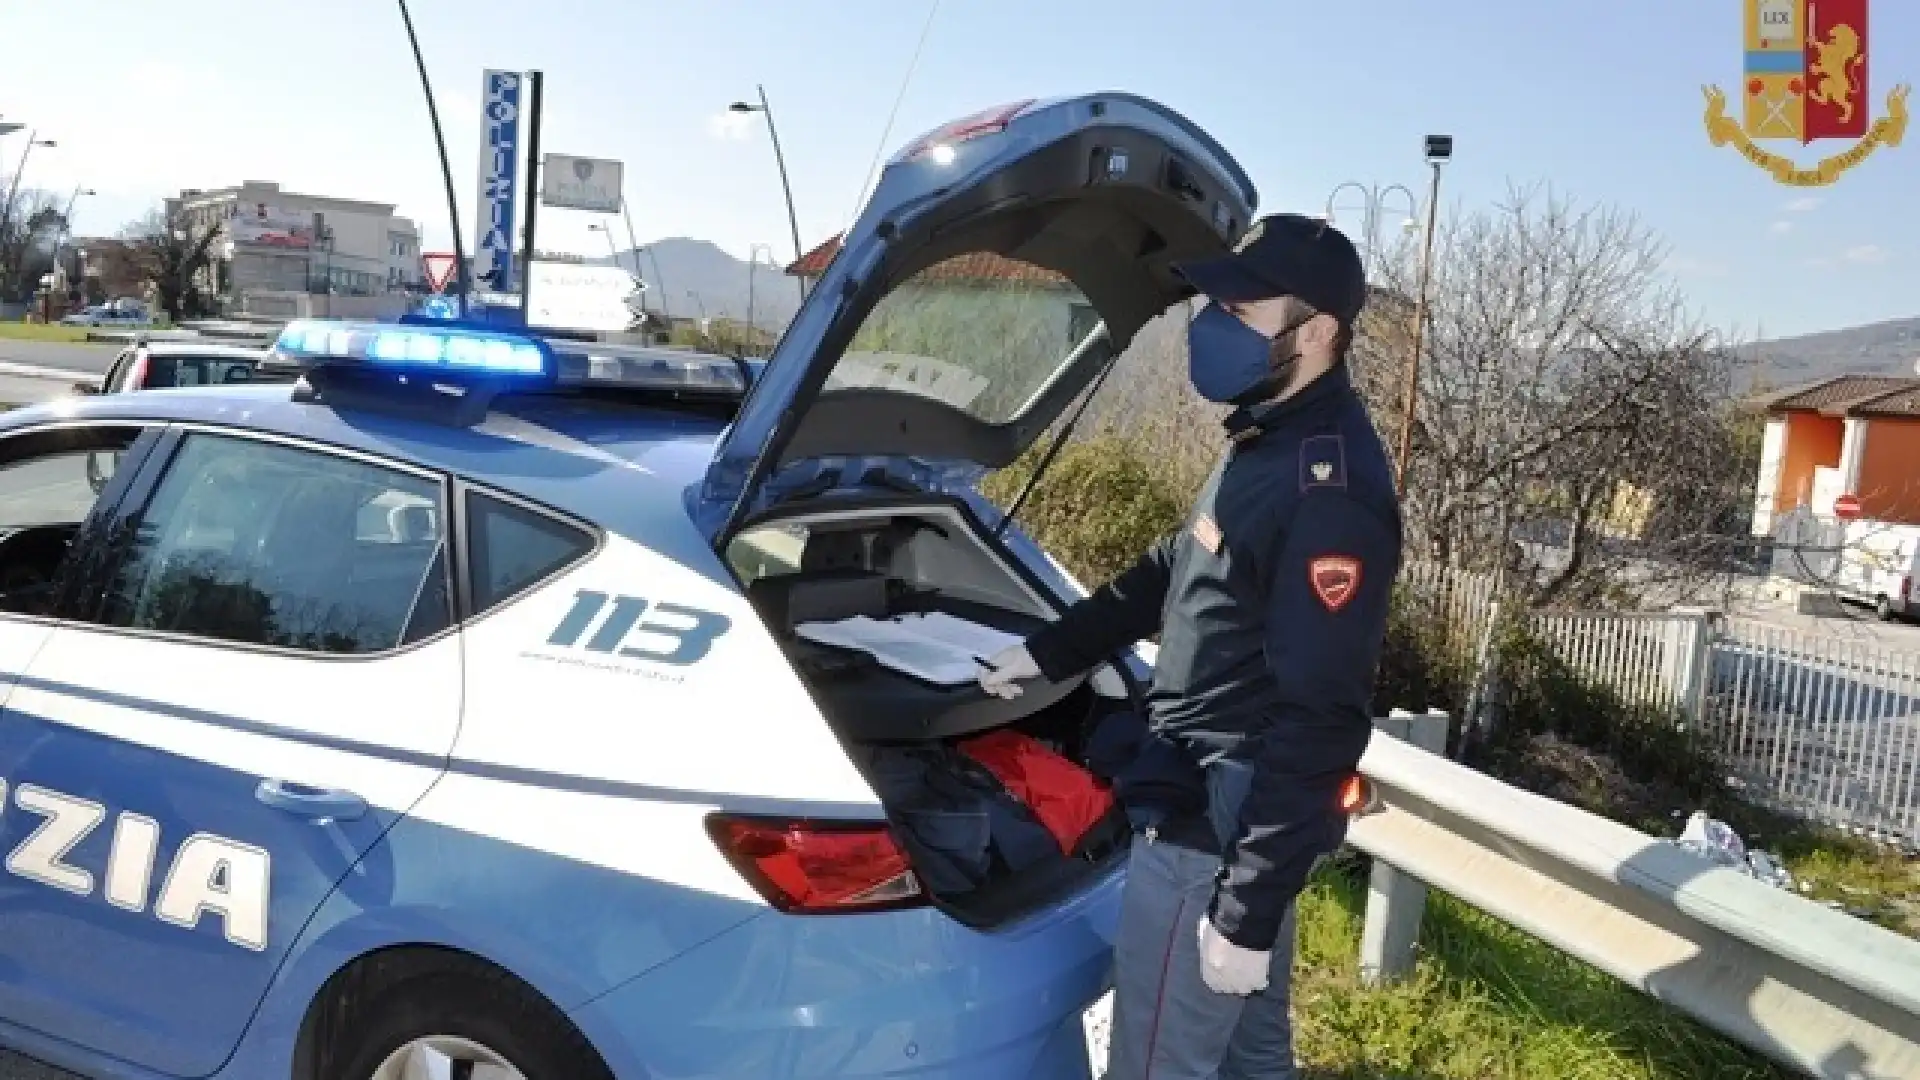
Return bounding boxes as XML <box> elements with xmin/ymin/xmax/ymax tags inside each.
<box><xmin>421</xmin><ymin>252</ymin><xmax>458</xmax><ymax>294</ymax></box>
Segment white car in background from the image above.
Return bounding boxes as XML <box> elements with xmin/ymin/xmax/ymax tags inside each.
<box><xmin>58</xmin><ymin>306</ymin><xmax>152</xmax><ymax>328</ymax></box>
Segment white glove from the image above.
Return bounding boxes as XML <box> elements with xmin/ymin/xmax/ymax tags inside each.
<box><xmin>977</xmin><ymin>644</ymin><xmax>1039</xmax><ymax>698</ymax></box>
<box><xmin>1197</xmin><ymin>916</ymin><xmax>1270</xmax><ymax>996</ymax></box>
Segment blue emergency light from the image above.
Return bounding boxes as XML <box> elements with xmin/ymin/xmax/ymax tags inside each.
<box><xmin>271</xmin><ymin>319</ymin><xmax>557</xmax><ymax>383</ymax></box>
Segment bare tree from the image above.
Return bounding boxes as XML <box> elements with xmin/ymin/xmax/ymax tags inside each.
<box><xmin>0</xmin><ymin>187</ymin><xmax>67</xmax><ymax>303</ymax></box>
<box><xmin>121</xmin><ymin>206</ymin><xmax>223</xmax><ymax>321</ymax></box>
<box><xmin>1352</xmin><ymin>184</ymin><xmax>1755</xmax><ymax>609</ymax></box>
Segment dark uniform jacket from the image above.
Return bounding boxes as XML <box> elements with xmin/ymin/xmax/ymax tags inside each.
<box><xmin>1026</xmin><ymin>363</ymin><xmax>1402</xmax><ymax>952</ymax></box>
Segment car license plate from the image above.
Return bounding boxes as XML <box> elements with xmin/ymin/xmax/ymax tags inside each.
<box><xmin>1082</xmin><ymin>987</ymin><xmax>1114</xmax><ymax>1077</ymax></box>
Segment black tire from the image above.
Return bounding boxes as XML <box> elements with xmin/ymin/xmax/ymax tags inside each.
<box><xmin>316</xmin><ymin>955</ymin><xmax>613</xmax><ymax>1080</ymax></box>
<box><xmin>1876</xmin><ymin>594</ymin><xmax>1894</xmax><ymax>621</ymax></box>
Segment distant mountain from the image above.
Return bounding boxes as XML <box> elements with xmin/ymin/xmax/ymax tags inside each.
<box><xmin>1742</xmin><ymin>315</ymin><xmax>1920</xmax><ymax>392</ymax></box>
<box><xmin>590</xmin><ymin>237</ymin><xmax>802</xmax><ymax>331</ymax></box>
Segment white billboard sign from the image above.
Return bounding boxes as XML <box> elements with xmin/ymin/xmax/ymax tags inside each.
<box><xmin>525</xmin><ymin>259</ymin><xmax>640</xmax><ymax>333</ymax></box>
<box><xmin>474</xmin><ymin>69</ymin><xmax>523</xmax><ymax>292</ymax></box>
<box><xmin>541</xmin><ymin>154</ymin><xmax>624</xmax><ymax>213</ymax></box>
<box><xmin>228</xmin><ymin>203</ymin><xmax>314</xmax><ymax>249</ymax></box>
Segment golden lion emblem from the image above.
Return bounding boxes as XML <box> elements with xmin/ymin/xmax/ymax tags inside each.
<box><xmin>1808</xmin><ymin>22</ymin><xmax>1866</xmax><ymax>124</ymax></box>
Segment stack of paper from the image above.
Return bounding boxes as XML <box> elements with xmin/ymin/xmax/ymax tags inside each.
<box><xmin>794</xmin><ymin>612</ymin><xmax>1024</xmax><ymax>686</ymax></box>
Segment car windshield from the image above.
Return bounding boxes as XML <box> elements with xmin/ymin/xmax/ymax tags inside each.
<box><xmin>827</xmin><ymin>252</ymin><xmax>1099</xmax><ymax>425</ymax></box>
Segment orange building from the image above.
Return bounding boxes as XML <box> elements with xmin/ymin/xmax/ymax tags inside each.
<box><xmin>1752</xmin><ymin>375</ymin><xmax>1920</xmax><ymax>534</ymax></box>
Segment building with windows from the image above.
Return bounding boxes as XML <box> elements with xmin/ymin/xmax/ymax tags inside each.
<box><xmin>167</xmin><ymin>182</ymin><xmax>422</xmax><ymax>318</ymax></box>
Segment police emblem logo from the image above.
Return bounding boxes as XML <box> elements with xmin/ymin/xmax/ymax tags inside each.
<box><xmin>1193</xmin><ymin>514</ymin><xmax>1223</xmax><ymax>554</ymax></box>
<box><xmin>1702</xmin><ymin>0</ymin><xmax>1909</xmax><ymax>186</ymax></box>
<box><xmin>1308</xmin><ymin>555</ymin><xmax>1362</xmax><ymax>613</ymax></box>
<box><xmin>1312</xmin><ymin>460</ymin><xmax>1333</xmax><ymax>483</ymax></box>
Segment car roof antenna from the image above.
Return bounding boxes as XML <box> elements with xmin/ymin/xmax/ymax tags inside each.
<box><xmin>992</xmin><ymin>325</ymin><xmax>1118</xmax><ymax>542</ymax></box>
<box><xmin>396</xmin><ymin>0</ymin><xmax>470</xmax><ymax>319</ymax></box>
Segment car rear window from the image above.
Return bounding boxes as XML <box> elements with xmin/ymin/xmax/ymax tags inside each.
<box><xmin>829</xmin><ymin>253</ymin><xmax>1096</xmax><ymax>425</ymax></box>
<box><xmin>466</xmin><ymin>491</ymin><xmax>596</xmax><ymax>615</ymax></box>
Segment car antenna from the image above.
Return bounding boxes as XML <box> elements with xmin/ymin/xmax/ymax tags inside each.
<box><xmin>395</xmin><ymin>0</ymin><xmax>470</xmax><ymax>319</ymax></box>
<box><xmin>993</xmin><ymin>325</ymin><xmax>1119</xmax><ymax>541</ymax></box>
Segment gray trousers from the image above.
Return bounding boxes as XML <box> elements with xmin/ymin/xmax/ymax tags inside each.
<box><xmin>1106</xmin><ymin>763</ymin><xmax>1299</xmax><ymax>1080</ymax></box>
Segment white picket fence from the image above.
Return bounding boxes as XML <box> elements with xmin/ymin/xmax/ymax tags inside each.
<box><xmin>1397</xmin><ymin>562</ymin><xmax>1920</xmax><ymax>845</ymax></box>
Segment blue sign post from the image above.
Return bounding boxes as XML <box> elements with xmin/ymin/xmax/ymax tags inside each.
<box><xmin>474</xmin><ymin>69</ymin><xmax>522</xmax><ymax>294</ymax></box>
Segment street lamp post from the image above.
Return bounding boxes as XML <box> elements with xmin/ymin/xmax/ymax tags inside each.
<box><xmin>745</xmin><ymin>242</ymin><xmax>775</xmax><ymax>342</ymax></box>
<box><xmin>0</xmin><ymin>132</ymin><xmax>57</xmax><ymax>248</ymax></box>
<box><xmin>55</xmin><ymin>186</ymin><xmax>94</xmax><ymax>307</ymax></box>
<box><xmin>1392</xmin><ymin>135</ymin><xmax>1453</xmax><ymax>494</ymax></box>
<box><xmin>587</xmin><ymin>222</ymin><xmax>620</xmax><ymax>264</ymax></box>
<box><xmin>729</xmin><ymin>86</ymin><xmax>807</xmax><ymax>302</ymax></box>
<box><xmin>1323</xmin><ymin>181</ymin><xmax>1419</xmax><ymax>282</ymax></box>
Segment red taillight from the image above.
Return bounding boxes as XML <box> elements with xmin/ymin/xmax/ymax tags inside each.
<box><xmin>706</xmin><ymin>814</ymin><xmax>925</xmax><ymax>914</ymax></box>
<box><xmin>1337</xmin><ymin>774</ymin><xmax>1380</xmax><ymax>816</ymax></box>
<box><xmin>1902</xmin><ymin>575</ymin><xmax>1912</xmax><ymax>602</ymax></box>
<box><xmin>898</xmin><ymin>99</ymin><xmax>1036</xmax><ymax>162</ymax></box>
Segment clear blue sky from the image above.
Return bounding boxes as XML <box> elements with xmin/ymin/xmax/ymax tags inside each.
<box><xmin>2</xmin><ymin>0</ymin><xmax>1913</xmax><ymax>338</ymax></box>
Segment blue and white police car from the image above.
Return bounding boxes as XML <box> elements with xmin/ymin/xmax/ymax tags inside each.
<box><xmin>0</xmin><ymin>93</ymin><xmax>1256</xmax><ymax>1079</ymax></box>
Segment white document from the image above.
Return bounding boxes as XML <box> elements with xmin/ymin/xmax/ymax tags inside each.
<box><xmin>794</xmin><ymin>613</ymin><xmax>1022</xmax><ymax>686</ymax></box>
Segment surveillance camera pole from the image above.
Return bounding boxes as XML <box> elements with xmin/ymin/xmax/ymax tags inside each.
<box><xmin>1394</xmin><ymin>144</ymin><xmax>1449</xmax><ymax>494</ymax></box>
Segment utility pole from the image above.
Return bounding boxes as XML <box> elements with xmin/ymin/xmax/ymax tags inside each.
<box><xmin>618</xmin><ymin>197</ymin><xmax>667</xmax><ymax>322</ymax></box>
<box><xmin>1393</xmin><ymin>135</ymin><xmax>1453</xmax><ymax>493</ymax></box>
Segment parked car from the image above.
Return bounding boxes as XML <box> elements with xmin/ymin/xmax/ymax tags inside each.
<box><xmin>0</xmin><ymin>93</ymin><xmax>1343</xmax><ymax>1080</ymax></box>
<box><xmin>84</xmin><ymin>340</ymin><xmax>270</xmax><ymax>395</ymax></box>
<box><xmin>57</xmin><ymin>306</ymin><xmax>152</xmax><ymax>328</ymax></box>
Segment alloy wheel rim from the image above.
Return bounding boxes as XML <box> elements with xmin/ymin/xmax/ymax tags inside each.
<box><xmin>369</xmin><ymin>1035</ymin><xmax>527</xmax><ymax>1080</ymax></box>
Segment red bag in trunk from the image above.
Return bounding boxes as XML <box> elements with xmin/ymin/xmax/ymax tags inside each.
<box><xmin>955</xmin><ymin>730</ymin><xmax>1114</xmax><ymax>855</ymax></box>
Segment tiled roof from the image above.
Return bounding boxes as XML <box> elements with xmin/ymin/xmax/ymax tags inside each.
<box><xmin>1850</xmin><ymin>385</ymin><xmax>1920</xmax><ymax>419</ymax></box>
<box><xmin>1763</xmin><ymin>375</ymin><xmax>1920</xmax><ymax>415</ymax></box>
<box><xmin>785</xmin><ymin>234</ymin><xmax>1070</xmax><ymax>286</ymax></box>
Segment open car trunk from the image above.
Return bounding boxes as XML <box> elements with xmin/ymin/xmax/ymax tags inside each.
<box><xmin>727</xmin><ymin>499</ymin><xmax>1137</xmax><ymax>928</ymax></box>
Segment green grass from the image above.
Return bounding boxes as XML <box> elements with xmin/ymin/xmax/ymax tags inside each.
<box><xmin>0</xmin><ymin>321</ymin><xmax>93</xmax><ymax>343</ymax></box>
<box><xmin>1716</xmin><ymin>805</ymin><xmax>1920</xmax><ymax>937</ymax></box>
<box><xmin>1291</xmin><ymin>859</ymin><xmax>1794</xmax><ymax>1079</ymax></box>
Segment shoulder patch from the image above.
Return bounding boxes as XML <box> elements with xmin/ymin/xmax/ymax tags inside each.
<box><xmin>1300</xmin><ymin>433</ymin><xmax>1347</xmax><ymax>493</ymax></box>
<box><xmin>1308</xmin><ymin>555</ymin><xmax>1362</xmax><ymax>613</ymax></box>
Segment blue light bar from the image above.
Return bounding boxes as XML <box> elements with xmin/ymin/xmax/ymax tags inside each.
<box><xmin>270</xmin><ymin>319</ymin><xmax>556</xmax><ymax>382</ymax></box>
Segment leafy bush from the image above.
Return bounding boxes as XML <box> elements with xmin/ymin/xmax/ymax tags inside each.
<box><xmin>981</xmin><ymin>430</ymin><xmax>1192</xmax><ymax>586</ymax></box>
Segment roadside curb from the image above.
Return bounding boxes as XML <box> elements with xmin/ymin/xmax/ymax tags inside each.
<box><xmin>0</xmin><ymin>361</ymin><xmax>101</xmax><ymax>386</ymax></box>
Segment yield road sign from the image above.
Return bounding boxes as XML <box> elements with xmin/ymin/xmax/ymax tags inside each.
<box><xmin>421</xmin><ymin>252</ymin><xmax>458</xmax><ymax>294</ymax></box>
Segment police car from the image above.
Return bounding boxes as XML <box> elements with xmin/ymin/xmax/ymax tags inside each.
<box><xmin>0</xmin><ymin>93</ymin><xmax>1255</xmax><ymax>1079</ymax></box>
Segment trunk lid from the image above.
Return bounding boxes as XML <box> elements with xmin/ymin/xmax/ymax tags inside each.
<box><xmin>695</xmin><ymin>92</ymin><xmax>1256</xmax><ymax>540</ymax></box>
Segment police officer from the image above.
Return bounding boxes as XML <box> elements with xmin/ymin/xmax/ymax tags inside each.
<box><xmin>979</xmin><ymin>214</ymin><xmax>1402</xmax><ymax>1079</ymax></box>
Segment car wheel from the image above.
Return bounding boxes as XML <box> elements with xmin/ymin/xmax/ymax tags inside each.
<box><xmin>323</xmin><ymin>962</ymin><xmax>613</xmax><ymax>1080</ymax></box>
<box><xmin>1876</xmin><ymin>594</ymin><xmax>1895</xmax><ymax>621</ymax></box>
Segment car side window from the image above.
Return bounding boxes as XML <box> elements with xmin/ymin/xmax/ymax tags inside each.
<box><xmin>466</xmin><ymin>490</ymin><xmax>595</xmax><ymax>615</ymax></box>
<box><xmin>0</xmin><ymin>425</ymin><xmax>147</xmax><ymax>616</ymax></box>
<box><xmin>95</xmin><ymin>432</ymin><xmax>453</xmax><ymax>654</ymax></box>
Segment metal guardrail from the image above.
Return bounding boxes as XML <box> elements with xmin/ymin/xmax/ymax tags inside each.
<box><xmin>1356</xmin><ymin>711</ymin><xmax>1920</xmax><ymax>1079</ymax></box>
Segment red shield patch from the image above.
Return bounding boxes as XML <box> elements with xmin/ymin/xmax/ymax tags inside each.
<box><xmin>1308</xmin><ymin>556</ymin><xmax>1362</xmax><ymax>613</ymax></box>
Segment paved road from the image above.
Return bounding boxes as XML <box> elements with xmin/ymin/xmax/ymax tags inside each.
<box><xmin>0</xmin><ymin>339</ymin><xmax>118</xmax><ymax>380</ymax></box>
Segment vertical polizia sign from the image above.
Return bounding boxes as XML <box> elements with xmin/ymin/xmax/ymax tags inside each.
<box><xmin>475</xmin><ymin>70</ymin><xmax>523</xmax><ymax>292</ymax></box>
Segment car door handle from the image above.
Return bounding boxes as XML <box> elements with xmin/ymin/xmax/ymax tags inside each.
<box><xmin>254</xmin><ymin>779</ymin><xmax>368</xmax><ymax>822</ymax></box>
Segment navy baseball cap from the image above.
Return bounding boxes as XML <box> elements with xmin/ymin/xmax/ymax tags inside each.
<box><xmin>1175</xmin><ymin>213</ymin><xmax>1368</xmax><ymax>327</ymax></box>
